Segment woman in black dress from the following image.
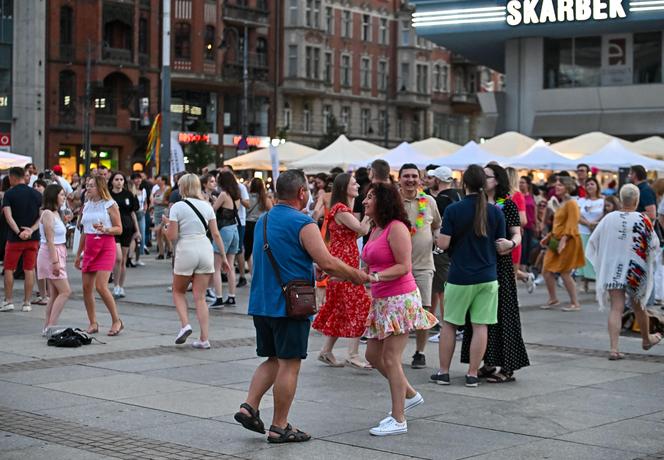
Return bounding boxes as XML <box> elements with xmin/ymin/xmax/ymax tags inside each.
<box><xmin>460</xmin><ymin>163</ymin><xmax>530</xmax><ymax>382</ymax></box>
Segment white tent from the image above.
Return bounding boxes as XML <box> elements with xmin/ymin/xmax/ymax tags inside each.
<box><xmin>410</xmin><ymin>138</ymin><xmax>461</xmax><ymax>157</ymax></box>
<box><xmin>0</xmin><ymin>151</ymin><xmax>32</xmax><ymax>170</ymax></box>
<box><xmin>504</xmin><ymin>140</ymin><xmax>577</xmax><ymax>170</ymax></box>
<box><xmin>480</xmin><ymin>131</ymin><xmax>538</xmax><ymax>157</ymax></box>
<box><xmin>582</xmin><ymin>139</ymin><xmax>664</xmax><ymax>170</ymax></box>
<box><xmin>436</xmin><ymin>141</ymin><xmax>502</xmax><ymax>170</ymax></box>
<box><xmin>634</xmin><ymin>136</ymin><xmax>664</xmax><ymax>160</ymax></box>
<box><xmin>290</xmin><ymin>135</ymin><xmax>374</xmax><ymax>173</ymax></box>
<box><xmin>550</xmin><ymin>132</ymin><xmax>647</xmax><ymax>159</ymax></box>
<box><xmin>225</xmin><ymin>141</ymin><xmax>317</xmax><ymax>170</ymax></box>
<box><xmin>378</xmin><ymin>142</ymin><xmax>438</xmax><ymax>169</ymax></box>
<box><xmin>351</xmin><ymin>139</ymin><xmax>388</xmax><ymax>156</ymax></box>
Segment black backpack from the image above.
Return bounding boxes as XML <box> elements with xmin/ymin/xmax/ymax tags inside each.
<box><xmin>47</xmin><ymin>328</ymin><xmax>102</xmax><ymax>347</ymax></box>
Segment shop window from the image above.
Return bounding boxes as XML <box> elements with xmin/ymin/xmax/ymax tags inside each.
<box><xmin>174</xmin><ymin>22</ymin><xmax>191</xmax><ymax>59</ymax></box>
<box><xmin>634</xmin><ymin>32</ymin><xmax>662</xmax><ymax>84</ymax></box>
<box><xmin>204</xmin><ymin>25</ymin><xmax>216</xmax><ymax>61</ymax></box>
<box><xmin>544</xmin><ymin>37</ymin><xmax>600</xmax><ymax>88</ymax></box>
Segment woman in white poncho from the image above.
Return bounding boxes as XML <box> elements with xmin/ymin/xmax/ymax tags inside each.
<box><xmin>586</xmin><ymin>184</ymin><xmax>662</xmax><ymax>360</ymax></box>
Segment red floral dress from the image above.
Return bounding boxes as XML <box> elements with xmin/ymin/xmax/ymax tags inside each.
<box><xmin>312</xmin><ymin>203</ymin><xmax>371</xmax><ymax>337</ymax></box>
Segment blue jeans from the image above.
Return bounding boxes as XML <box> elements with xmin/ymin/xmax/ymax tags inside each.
<box><xmin>136</xmin><ymin>210</ymin><xmax>146</xmax><ymax>254</ymax></box>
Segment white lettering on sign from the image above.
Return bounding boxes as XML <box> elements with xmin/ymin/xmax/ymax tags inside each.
<box><xmin>506</xmin><ymin>0</ymin><xmax>626</xmax><ymax>26</ymax></box>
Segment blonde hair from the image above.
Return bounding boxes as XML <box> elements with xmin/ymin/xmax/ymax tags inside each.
<box><xmin>178</xmin><ymin>173</ymin><xmax>203</xmax><ymax>199</ymax></box>
<box><xmin>558</xmin><ymin>176</ymin><xmax>576</xmax><ymax>195</ymax></box>
<box><xmin>619</xmin><ymin>183</ymin><xmax>640</xmax><ymax>208</ymax></box>
<box><xmin>88</xmin><ymin>175</ymin><xmax>112</xmax><ymax>201</ymax></box>
<box><xmin>505</xmin><ymin>167</ymin><xmax>519</xmax><ymax>193</ymax></box>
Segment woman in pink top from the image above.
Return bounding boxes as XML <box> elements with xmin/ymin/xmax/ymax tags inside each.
<box><xmin>361</xmin><ymin>183</ymin><xmax>438</xmax><ymax>437</ymax></box>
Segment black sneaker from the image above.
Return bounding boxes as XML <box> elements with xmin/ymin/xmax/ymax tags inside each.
<box><xmin>236</xmin><ymin>277</ymin><xmax>247</xmax><ymax>288</ymax></box>
<box><xmin>465</xmin><ymin>375</ymin><xmax>480</xmax><ymax>387</ymax></box>
<box><xmin>430</xmin><ymin>372</ymin><xmax>450</xmax><ymax>385</ymax></box>
<box><xmin>209</xmin><ymin>298</ymin><xmax>225</xmax><ymax>309</ymax></box>
<box><xmin>223</xmin><ymin>296</ymin><xmax>236</xmax><ymax>306</ymax></box>
<box><xmin>411</xmin><ymin>352</ymin><xmax>426</xmax><ymax>369</ymax></box>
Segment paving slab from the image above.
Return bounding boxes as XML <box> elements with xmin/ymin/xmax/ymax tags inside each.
<box><xmin>86</xmin><ymin>354</ymin><xmax>208</xmax><ymax>373</ymax></box>
<box><xmin>0</xmin><ymin>444</ymin><xmax>116</xmax><ymax>460</ymax></box>
<box><xmin>0</xmin><ymin>381</ymin><xmax>101</xmax><ymax>411</ymax></box>
<box><xmin>468</xmin><ymin>439</ymin><xmax>640</xmax><ymax>460</ymax></box>
<box><xmin>145</xmin><ymin>360</ymin><xmax>259</xmax><ymax>386</ymax></box>
<box><xmin>0</xmin><ymin>430</ymin><xmax>47</xmax><ymax>451</ymax></box>
<box><xmin>0</xmin><ymin>364</ymin><xmax>117</xmax><ymax>385</ymax></box>
<box><xmin>557</xmin><ymin>419</ymin><xmax>664</xmax><ymax>454</ymax></box>
<box><xmin>243</xmin><ymin>439</ymin><xmax>416</xmax><ymax>459</ymax></box>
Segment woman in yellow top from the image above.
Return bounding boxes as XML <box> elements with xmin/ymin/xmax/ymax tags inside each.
<box><xmin>541</xmin><ymin>176</ymin><xmax>585</xmax><ymax>311</ymax></box>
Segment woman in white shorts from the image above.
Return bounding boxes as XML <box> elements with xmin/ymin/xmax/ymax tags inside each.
<box><xmin>165</xmin><ymin>174</ymin><xmax>230</xmax><ymax>349</ymax></box>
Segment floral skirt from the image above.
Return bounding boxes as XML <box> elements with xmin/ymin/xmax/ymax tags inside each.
<box><xmin>364</xmin><ymin>289</ymin><xmax>438</xmax><ymax>341</ymax></box>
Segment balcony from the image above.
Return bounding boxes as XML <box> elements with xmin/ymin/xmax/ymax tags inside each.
<box><xmin>280</xmin><ymin>78</ymin><xmax>326</xmax><ymax>95</ymax></box>
<box><xmin>138</xmin><ymin>53</ymin><xmax>149</xmax><ymax>67</ymax></box>
<box><xmin>451</xmin><ymin>92</ymin><xmax>479</xmax><ymax>105</ymax></box>
<box><xmin>394</xmin><ymin>91</ymin><xmax>431</xmax><ymax>108</ymax></box>
<box><xmin>60</xmin><ymin>44</ymin><xmax>74</xmax><ymax>61</ymax></box>
<box><xmin>223</xmin><ymin>4</ymin><xmax>269</xmax><ymax>26</ymax></box>
<box><xmin>95</xmin><ymin>113</ymin><xmax>117</xmax><ymax>128</ymax></box>
<box><xmin>102</xmin><ymin>47</ymin><xmax>132</xmax><ymax>64</ymax></box>
<box><xmin>221</xmin><ymin>53</ymin><xmax>269</xmax><ymax>82</ymax></box>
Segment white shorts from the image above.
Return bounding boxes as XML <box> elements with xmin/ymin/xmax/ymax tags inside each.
<box><xmin>174</xmin><ymin>235</ymin><xmax>214</xmax><ymax>276</ymax></box>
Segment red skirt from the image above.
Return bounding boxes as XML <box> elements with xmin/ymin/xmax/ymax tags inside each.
<box><xmin>82</xmin><ymin>234</ymin><xmax>116</xmax><ymax>273</ymax></box>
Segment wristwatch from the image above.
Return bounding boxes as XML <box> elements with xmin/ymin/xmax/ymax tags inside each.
<box><xmin>510</xmin><ymin>240</ymin><xmax>516</xmax><ymax>249</ymax></box>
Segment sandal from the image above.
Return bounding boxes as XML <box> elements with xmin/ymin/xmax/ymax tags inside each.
<box><xmin>643</xmin><ymin>333</ymin><xmax>663</xmax><ymax>351</ymax></box>
<box><xmin>561</xmin><ymin>304</ymin><xmax>582</xmax><ymax>312</ymax></box>
<box><xmin>107</xmin><ymin>319</ymin><xmax>124</xmax><ymax>336</ymax></box>
<box><xmin>86</xmin><ymin>322</ymin><xmax>99</xmax><ymax>334</ymax></box>
<box><xmin>318</xmin><ymin>351</ymin><xmax>344</xmax><ymax>367</ymax></box>
<box><xmin>540</xmin><ymin>300</ymin><xmax>560</xmax><ymax>310</ymax></box>
<box><xmin>487</xmin><ymin>371</ymin><xmax>515</xmax><ymax>384</ymax></box>
<box><xmin>267</xmin><ymin>423</ymin><xmax>311</xmax><ymax>443</ymax></box>
<box><xmin>608</xmin><ymin>352</ymin><xmax>625</xmax><ymax>361</ymax></box>
<box><xmin>478</xmin><ymin>365</ymin><xmax>497</xmax><ymax>379</ymax></box>
<box><xmin>345</xmin><ymin>355</ymin><xmax>373</xmax><ymax>370</ymax></box>
<box><xmin>233</xmin><ymin>402</ymin><xmax>265</xmax><ymax>434</ymax></box>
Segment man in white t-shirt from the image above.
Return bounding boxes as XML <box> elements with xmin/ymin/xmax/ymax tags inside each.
<box><xmin>221</xmin><ymin>165</ymin><xmax>250</xmax><ymax>287</ymax></box>
<box><xmin>52</xmin><ymin>165</ymin><xmax>73</xmax><ymax>194</ymax></box>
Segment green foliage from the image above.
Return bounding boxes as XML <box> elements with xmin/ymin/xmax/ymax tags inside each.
<box><xmin>185</xmin><ymin>120</ymin><xmax>216</xmax><ymax>172</ymax></box>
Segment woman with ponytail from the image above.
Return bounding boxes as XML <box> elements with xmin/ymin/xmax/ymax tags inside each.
<box><xmin>431</xmin><ymin>164</ymin><xmax>506</xmax><ymax>388</ymax></box>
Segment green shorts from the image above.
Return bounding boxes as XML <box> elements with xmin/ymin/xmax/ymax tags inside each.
<box><xmin>443</xmin><ymin>281</ymin><xmax>498</xmax><ymax>326</ymax></box>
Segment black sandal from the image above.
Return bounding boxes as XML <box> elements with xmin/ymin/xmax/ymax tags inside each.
<box><xmin>234</xmin><ymin>403</ymin><xmax>265</xmax><ymax>434</ymax></box>
<box><xmin>267</xmin><ymin>423</ymin><xmax>311</xmax><ymax>443</ymax></box>
<box><xmin>487</xmin><ymin>371</ymin><xmax>515</xmax><ymax>384</ymax></box>
<box><xmin>478</xmin><ymin>366</ymin><xmax>497</xmax><ymax>379</ymax></box>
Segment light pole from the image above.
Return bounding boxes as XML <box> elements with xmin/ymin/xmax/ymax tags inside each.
<box><xmin>160</xmin><ymin>0</ymin><xmax>171</xmax><ymax>176</ymax></box>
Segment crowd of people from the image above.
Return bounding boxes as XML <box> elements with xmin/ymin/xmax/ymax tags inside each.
<box><xmin>1</xmin><ymin>157</ymin><xmax>663</xmax><ymax>441</ymax></box>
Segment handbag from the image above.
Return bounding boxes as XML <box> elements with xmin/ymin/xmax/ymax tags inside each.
<box><xmin>547</xmin><ymin>236</ymin><xmax>560</xmax><ymax>252</ymax></box>
<box><xmin>183</xmin><ymin>199</ymin><xmax>212</xmax><ymax>241</ymax></box>
<box><xmin>262</xmin><ymin>213</ymin><xmax>317</xmax><ymax>319</ymax></box>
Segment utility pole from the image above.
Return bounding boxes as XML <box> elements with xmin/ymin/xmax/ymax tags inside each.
<box><xmin>160</xmin><ymin>0</ymin><xmax>171</xmax><ymax>176</ymax></box>
<box><xmin>242</xmin><ymin>24</ymin><xmax>249</xmax><ymax>139</ymax></box>
<box><xmin>83</xmin><ymin>40</ymin><xmax>92</xmax><ymax>174</ymax></box>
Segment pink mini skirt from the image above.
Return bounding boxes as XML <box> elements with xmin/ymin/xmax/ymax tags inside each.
<box><xmin>82</xmin><ymin>234</ymin><xmax>116</xmax><ymax>273</ymax></box>
<box><xmin>37</xmin><ymin>243</ymin><xmax>68</xmax><ymax>280</ymax></box>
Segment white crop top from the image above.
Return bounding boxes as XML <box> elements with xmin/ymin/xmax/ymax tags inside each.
<box><xmin>39</xmin><ymin>212</ymin><xmax>67</xmax><ymax>245</ymax></box>
<box><xmin>81</xmin><ymin>199</ymin><xmax>115</xmax><ymax>234</ymax></box>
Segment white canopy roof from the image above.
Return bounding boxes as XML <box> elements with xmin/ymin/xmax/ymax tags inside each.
<box><xmin>582</xmin><ymin>139</ymin><xmax>664</xmax><ymax>171</ymax></box>
<box><xmin>504</xmin><ymin>140</ymin><xmax>577</xmax><ymax>170</ymax></box>
<box><xmin>437</xmin><ymin>141</ymin><xmax>502</xmax><ymax>170</ymax></box>
<box><xmin>225</xmin><ymin>141</ymin><xmax>317</xmax><ymax>170</ymax></box>
<box><xmin>634</xmin><ymin>136</ymin><xmax>664</xmax><ymax>160</ymax></box>
<box><xmin>379</xmin><ymin>142</ymin><xmax>438</xmax><ymax>169</ymax></box>
<box><xmin>480</xmin><ymin>131</ymin><xmax>537</xmax><ymax>157</ymax></box>
<box><xmin>550</xmin><ymin>132</ymin><xmax>646</xmax><ymax>159</ymax></box>
<box><xmin>410</xmin><ymin>138</ymin><xmax>461</xmax><ymax>157</ymax></box>
<box><xmin>0</xmin><ymin>151</ymin><xmax>32</xmax><ymax>170</ymax></box>
<box><xmin>290</xmin><ymin>135</ymin><xmax>374</xmax><ymax>173</ymax></box>
<box><xmin>350</xmin><ymin>140</ymin><xmax>388</xmax><ymax>156</ymax></box>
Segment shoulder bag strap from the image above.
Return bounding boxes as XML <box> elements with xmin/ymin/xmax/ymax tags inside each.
<box><xmin>182</xmin><ymin>199</ymin><xmax>209</xmax><ymax>234</ymax></box>
<box><xmin>262</xmin><ymin>213</ymin><xmax>286</xmax><ymax>290</ymax></box>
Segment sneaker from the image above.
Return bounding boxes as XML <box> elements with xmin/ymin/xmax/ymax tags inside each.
<box><xmin>192</xmin><ymin>340</ymin><xmax>211</xmax><ymax>349</ymax></box>
<box><xmin>118</xmin><ymin>287</ymin><xmax>126</xmax><ymax>298</ymax></box>
<box><xmin>143</xmin><ymin>247</ymin><xmax>150</xmax><ymax>255</ymax></box>
<box><xmin>236</xmin><ymin>277</ymin><xmax>247</xmax><ymax>288</ymax></box>
<box><xmin>526</xmin><ymin>273</ymin><xmax>535</xmax><ymax>294</ymax></box>
<box><xmin>209</xmin><ymin>297</ymin><xmax>225</xmax><ymax>309</ymax></box>
<box><xmin>369</xmin><ymin>416</ymin><xmax>407</xmax><ymax>436</ymax></box>
<box><xmin>137</xmin><ymin>261</ymin><xmax>145</xmax><ymax>266</ymax></box>
<box><xmin>456</xmin><ymin>330</ymin><xmax>464</xmax><ymax>341</ymax></box>
<box><xmin>41</xmin><ymin>327</ymin><xmax>48</xmax><ymax>337</ymax></box>
<box><xmin>205</xmin><ymin>289</ymin><xmax>216</xmax><ymax>302</ymax></box>
<box><xmin>556</xmin><ymin>276</ymin><xmax>564</xmax><ymax>288</ymax></box>
<box><xmin>411</xmin><ymin>352</ymin><xmax>426</xmax><ymax>369</ymax></box>
<box><xmin>430</xmin><ymin>372</ymin><xmax>450</xmax><ymax>385</ymax></box>
<box><xmin>534</xmin><ymin>275</ymin><xmax>544</xmax><ymax>285</ymax></box>
<box><xmin>0</xmin><ymin>301</ymin><xmax>14</xmax><ymax>312</ymax></box>
<box><xmin>465</xmin><ymin>375</ymin><xmax>480</xmax><ymax>387</ymax></box>
<box><xmin>223</xmin><ymin>296</ymin><xmax>236</xmax><ymax>306</ymax></box>
<box><xmin>404</xmin><ymin>392</ymin><xmax>423</xmax><ymax>412</ymax></box>
<box><xmin>175</xmin><ymin>324</ymin><xmax>192</xmax><ymax>344</ymax></box>
<box><xmin>359</xmin><ymin>336</ymin><xmax>368</xmax><ymax>344</ymax></box>
<box><xmin>32</xmin><ymin>296</ymin><xmax>49</xmax><ymax>305</ymax></box>
<box><xmin>112</xmin><ymin>286</ymin><xmax>120</xmax><ymax>298</ymax></box>
<box><xmin>428</xmin><ymin>333</ymin><xmax>440</xmax><ymax>343</ymax></box>
<box><xmin>21</xmin><ymin>303</ymin><xmax>32</xmax><ymax>312</ymax></box>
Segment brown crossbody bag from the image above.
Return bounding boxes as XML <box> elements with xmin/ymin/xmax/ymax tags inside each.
<box><xmin>262</xmin><ymin>213</ymin><xmax>317</xmax><ymax>319</ymax></box>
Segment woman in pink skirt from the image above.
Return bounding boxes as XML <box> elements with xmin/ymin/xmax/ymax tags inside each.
<box><xmin>74</xmin><ymin>175</ymin><xmax>124</xmax><ymax>336</ymax></box>
<box><xmin>37</xmin><ymin>183</ymin><xmax>71</xmax><ymax>335</ymax></box>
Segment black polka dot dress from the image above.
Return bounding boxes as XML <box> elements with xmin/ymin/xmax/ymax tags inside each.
<box><xmin>460</xmin><ymin>199</ymin><xmax>530</xmax><ymax>372</ymax></box>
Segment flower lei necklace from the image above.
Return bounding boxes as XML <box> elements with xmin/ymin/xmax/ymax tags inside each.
<box><xmin>495</xmin><ymin>194</ymin><xmax>511</xmax><ymax>209</ymax></box>
<box><xmin>410</xmin><ymin>191</ymin><xmax>428</xmax><ymax>236</ymax></box>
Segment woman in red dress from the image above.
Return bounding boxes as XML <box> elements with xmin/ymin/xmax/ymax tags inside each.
<box><xmin>313</xmin><ymin>173</ymin><xmax>372</xmax><ymax>369</ymax></box>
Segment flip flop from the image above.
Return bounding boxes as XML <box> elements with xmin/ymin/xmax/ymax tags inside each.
<box><xmin>643</xmin><ymin>333</ymin><xmax>663</xmax><ymax>351</ymax></box>
<box><xmin>608</xmin><ymin>352</ymin><xmax>625</xmax><ymax>361</ymax></box>
<box><xmin>561</xmin><ymin>305</ymin><xmax>582</xmax><ymax>312</ymax></box>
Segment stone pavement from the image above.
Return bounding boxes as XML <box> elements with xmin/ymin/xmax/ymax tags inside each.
<box><xmin>2</xmin><ymin>257</ymin><xmax>664</xmax><ymax>459</ymax></box>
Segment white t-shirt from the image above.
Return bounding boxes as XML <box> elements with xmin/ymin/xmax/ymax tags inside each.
<box><xmin>56</xmin><ymin>175</ymin><xmax>73</xmax><ymax>194</ymax></box>
<box><xmin>81</xmin><ymin>199</ymin><xmax>115</xmax><ymax>234</ymax></box>
<box><xmin>238</xmin><ymin>183</ymin><xmax>250</xmax><ymax>226</ymax></box>
<box><xmin>136</xmin><ymin>188</ymin><xmax>147</xmax><ymax>210</ymax></box>
<box><xmin>168</xmin><ymin>198</ymin><xmax>215</xmax><ymax>237</ymax></box>
<box><xmin>577</xmin><ymin>197</ymin><xmax>605</xmax><ymax>234</ymax></box>
<box><xmin>658</xmin><ymin>198</ymin><xmax>664</xmax><ymax>216</ymax></box>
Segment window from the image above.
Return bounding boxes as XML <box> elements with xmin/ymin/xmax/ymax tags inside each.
<box><xmin>400</xmin><ymin>62</ymin><xmax>410</xmax><ymax>91</ymax></box>
<box><xmin>283</xmin><ymin>102</ymin><xmax>292</xmax><ymax>128</ymax></box>
<box><xmin>288</xmin><ymin>45</ymin><xmax>298</xmax><ymax>78</ymax></box>
<box><xmin>634</xmin><ymin>32</ymin><xmax>662</xmax><ymax>84</ymax></box>
<box><xmin>59</xmin><ymin>71</ymin><xmax>76</xmax><ymax>121</ymax></box>
<box><xmin>305</xmin><ymin>0</ymin><xmax>320</xmax><ymax>28</ymax></box>
<box><xmin>342</xmin><ymin>10</ymin><xmax>352</xmax><ymax>38</ymax></box>
<box><xmin>325</xmin><ymin>7</ymin><xmax>334</xmax><ymax>33</ymax></box>
<box><xmin>401</xmin><ymin>20</ymin><xmax>410</xmax><ymax>46</ymax></box>
<box><xmin>138</xmin><ymin>17</ymin><xmax>148</xmax><ymax>54</ymax></box>
<box><xmin>412</xmin><ymin>114</ymin><xmax>420</xmax><ymax>140</ymax></box>
<box><xmin>416</xmin><ymin>64</ymin><xmax>428</xmax><ymax>93</ymax></box>
<box><xmin>256</xmin><ymin>38</ymin><xmax>267</xmax><ymax>67</ymax></box>
<box><xmin>323</xmin><ymin>104</ymin><xmax>332</xmax><ymax>133</ymax></box>
<box><xmin>361</xmin><ymin>58</ymin><xmax>370</xmax><ymax>89</ymax></box>
<box><xmin>544</xmin><ymin>37</ymin><xmax>601</xmax><ymax>88</ymax></box>
<box><xmin>305</xmin><ymin>46</ymin><xmax>320</xmax><ymax>79</ymax></box>
<box><xmin>303</xmin><ymin>104</ymin><xmax>311</xmax><ymax>133</ymax></box>
<box><xmin>441</xmin><ymin>64</ymin><xmax>449</xmax><ymax>92</ymax></box>
<box><xmin>204</xmin><ymin>25</ymin><xmax>215</xmax><ymax>61</ymax></box>
<box><xmin>341</xmin><ymin>55</ymin><xmax>351</xmax><ymax>86</ymax></box>
<box><xmin>378</xmin><ymin>110</ymin><xmax>386</xmax><ymax>136</ymax></box>
<box><xmin>361</xmin><ymin>108</ymin><xmax>370</xmax><ymax>135</ymax></box>
<box><xmin>289</xmin><ymin>0</ymin><xmax>298</xmax><ymax>26</ymax></box>
<box><xmin>362</xmin><ymin>15</ymin><xmax>371</xmax><ymax>42</ymax></box>
<box><xmin>378</xmin><ymin>60</ymin><xmax>388</xmax><ymax>91</ymax></box>
<box><xmin>433</xmin><ymin>64</ymin><xmax>441</xmax><ymax>91</ymax></box>
<box><xmin>60</xmin><ymin>6</ymin><xmax>73</xmax><ymax>45</ymax></box>
<box><xmin>379</xmin><ymin>18</ymin><xmax>388</xmax><ymax>45</ymax></box>
<box><xmin>324</xmin><ymin>52</ymin><xmax>333</xmax><ymax>84</ymax></box>
<box><xmin>341</xmin><ymin>106</ymin><xmax>350</xmax><ymax>130</ymax></box>
<box><xmin>397</xmin><ymin>113</ymin><xmax>403</xmax><ymax>138</ymax></box>
<box><xmin>174</xmin><ymin>22</ymin><xmax>191</xmax><ymax>59</ymax></box>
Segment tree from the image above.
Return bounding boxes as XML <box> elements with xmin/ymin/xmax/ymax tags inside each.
<box><xmin>317</xmin><ymin>114</ymin><xmax>345</xmax><ymax>150</ymax></box>
<box><xmin>185</xmin><ymin>120</ymin><xmax>216</xmax><ymax>172</ymax></box>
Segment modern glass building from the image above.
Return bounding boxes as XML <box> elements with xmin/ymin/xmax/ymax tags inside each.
<box><xmin>410</xmin><ymin>0</ymin><xmax>664</xmax><ymax>140</ymax></box>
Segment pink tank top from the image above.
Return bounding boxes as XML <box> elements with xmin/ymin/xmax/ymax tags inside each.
<box><xmin>362</xmin><ymin>220</ymin><xmax>417</xmax><ymax>298</ymax></box>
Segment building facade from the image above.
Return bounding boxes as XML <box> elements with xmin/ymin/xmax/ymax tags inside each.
<box><xmin>411</xmin><ymin>0</ymin><xmax>664</xmax><ymax>141</ymax></box>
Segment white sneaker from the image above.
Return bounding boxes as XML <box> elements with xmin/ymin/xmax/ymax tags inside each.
<box><xmin>192</xmin><ymin>340</ymin><xmax>211</xmax><ymax>349</ymax></box>
<box><xmin>388</xmin><ymin>391</ymin><xmax>423</xmax><ymax>417</ymax></box>
<box><xmin>534</xmin><ymin>275</ymin><xmax>544</xmax><ymax>285</ymax></box>
<box><xmin>21</xmin><ymin>303</ymin><xmax>32</xmax><ymax>312</ymax></box>
<box><xmin>526</xmin><ymin>273</ymin><xmax>535</xmax><ymax>294</ymax></box>
<box><xmin>428</xmin><ymin>333</ymin><xmax>440</xmax><ymax>343</ymax></box>
<box><xmin>118</xmin><ymin>287</ymin><xmax>126</xmax><ymax>298</ymax></box>
<box><xmin>112</xmin><ymin>286</ymin><xmax>120</xmax><ymax>298</ymax></box>
<box><xmin>41</xmin><ymin>327</ymin><xmax>48</xmax><ymax>337</ymax></box>
<box><xmin>137</xmin><ymin>261</ymin><xmax>145</xmax><ymax>266</ymax></box>
<box><xmin>370</xmin><ymin>416</ymin><xmax>407</xmax><ymax>436</ymax></box>
<box><xmin>175</xmin><ymin>324</ymin><xmax>192</xmax><ymax>344</ymax></box>
<box><xmin>0</xmin><ymin>301</ymin><xmax>14</xmax><ymax>312</ymax></box>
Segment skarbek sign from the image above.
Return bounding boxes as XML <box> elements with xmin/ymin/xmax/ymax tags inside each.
<box><xmin>506</xmin><ymin>0</ymin><xmax>627</xmax><ymax>26</ymax></box>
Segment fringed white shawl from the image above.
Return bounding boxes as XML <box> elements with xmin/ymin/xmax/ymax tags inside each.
<box><xmin>586</xmin><ymin>211</ymin><xmax>660</xmax><ymax>311</ymax></box>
